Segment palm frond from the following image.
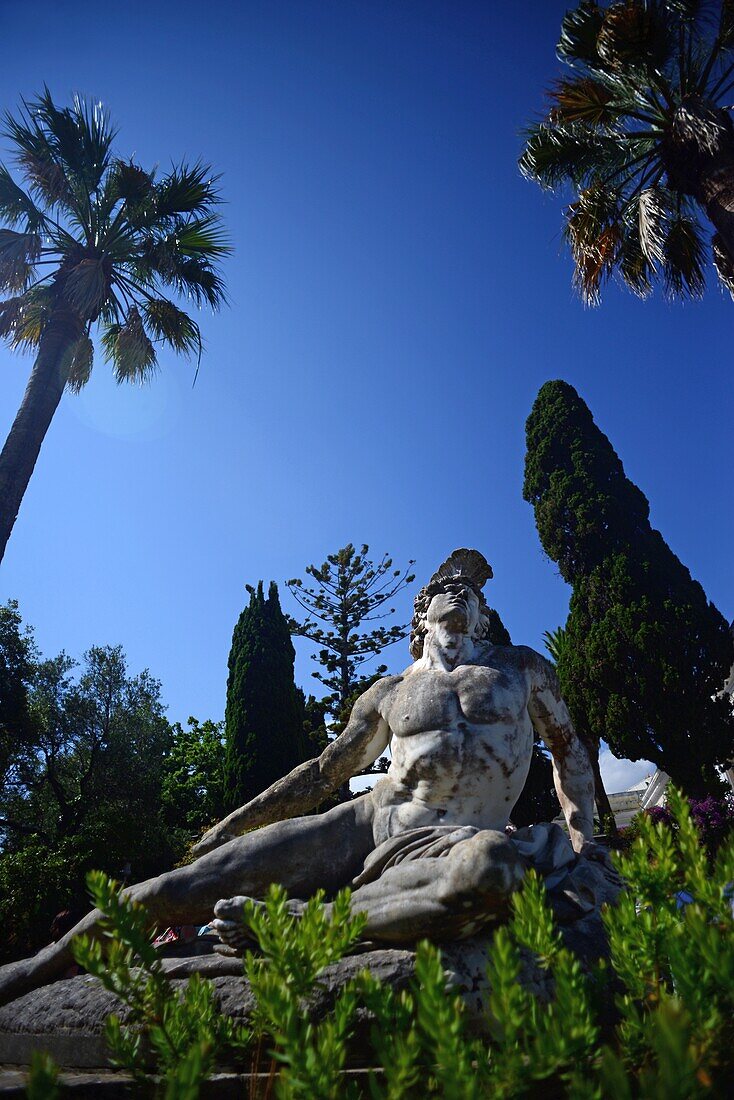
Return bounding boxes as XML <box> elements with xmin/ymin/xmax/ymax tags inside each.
<box><xmin>101</xmin><ymin>307</ymin><xmax>157</xmax><ymax>383</ymax></box>
<box><xmin>0</xmin><ymin>286</ymin><xmax>54</xmax><ymax>348</ymax></box>
<box><xmin>171</xmin><ymin>214</ymin><xmax>230</xmax><ymax>259</ymax></box>
<box><xmin>0</xmin><ymin>165</ymin><xmax>45</xmax><ymax>231</ymax></box>
<box><xmin>596</xmin><ymin>1</ymin><xmax>673</xmax><ymax>73</ymax></box>
<box><xmin>0</xmin><ymin>296</ymin><xmax>23</xmax><ymax>340</ymax></box>
<box><xmin>637</xmin><ymin>185</ymin><xmax>671</xmax><ymax>263</ymax></box>
<box><xmin>167</xmin><ymin>258</ymin><xmax>227</xmax><ymax>308</ymax></box>
<box><xmin>520</xmin><ymin>122</ymin><xmax>608</xmax><ymax>188</ymax></box>
<box><xmin>543</xmin><ymin>626</ymin><xmax>569</xmax><ymax>664</ymax></box>
<box><xmin>547</xmin><ymin>77</ymin><xmax>616</xmax><ymax>125</ymax></box>
<box><xmin>665</xmin><ymin>0</ymin><xmax>709</xmax><ymax>20</ymax></box>
<box><xmin>65</xmin><ymin>332</ymin><xmax>94</xmax><ymax>392</ymax></box>
<box><xmin>32</xmin><ymin>88</ymin><xmax>116</xmax><ymax>195</ymax></box>
<box><xmin>0</xmin><ymin>228</ymin><xmax>41</xmax><ymax>291</ymax></box>
<box><xmin>142</xmin><ymin>298</ymin><xmax>202</xmax><ymax>358</ymax></box>
<box><xmin>63</xmin><ymin>258</ymin><xmax>112</xmax><ymax>319</ymax></box>
<box><xmin>2</xmin><ymin>110</ymin><xmax>76</xmax><ymax>211</ymax></box>
<box><xmin>720</xmin><ymin>0</ymin><xmax>734</xmax><ymax>47</ymax></box>
<box><xmin>107</xmin><ymin>160</ymin><xmax>155</xmax><ymax>208</ymax></box>
<box><xmin>132</xmin><ymin>243</ymin><xmax>227</xmax><ymax>309</ymax></box>
<box><xmin>557</xmin><ymin>2</ymin><xmax>606</xmax><ymax>68</ymax></box>
<box><xmin>524</xmin><ymin>1</ymin><xmax>734</xmax><ymax>303</ymax></box>
<box><xmin>712</xmin><ymin>231</ymin><xmax>734</xmax><ymax>296</ymax></box>
<box><xmin>564</xmin><ymin>185</ymin><xmax>622</xmax><ymax>303</ymax></box>
<box><xmin>618</xmin><ymin>220</ymin><xmax>654</xmax><ymax>295</ymax></box>
<box><xmin>663</xmin><ymin>213</ymin><xmax>707</xmax><ymax>296</ymax></box>
<box><xmin>155</xmin><ymin>162</ymin><xmax>222</xmax><ymax>217</ymax></box>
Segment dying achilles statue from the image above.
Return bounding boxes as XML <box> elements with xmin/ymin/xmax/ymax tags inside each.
<box><xmin>0</xmin><ymin>549</ymin><xmax>614</xmax><ymax>1005</ymax></box>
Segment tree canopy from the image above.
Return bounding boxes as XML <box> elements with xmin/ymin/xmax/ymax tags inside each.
<box><xmin>224</xmin><ymin>582</ymin><xmax>307</xmax><ymax>811</ymax></box>
<box><xmin>524</xmin><ymin>380</ymin><xmax>734</xmax><ymax>796</ymax></box>
<box><xmin>521</xmin><ymin>1</ymin><xmax>734</xmax><ymax>303</ymax></box>
<box><xmin>286</xmin><ymin>544</ymin><xmax>415</xmax><ymax>721</ymax></box>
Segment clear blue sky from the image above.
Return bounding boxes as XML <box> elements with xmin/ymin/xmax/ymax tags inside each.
<box><xmin>0</xmin><ymin>0</ymin><xmax>731</xmax><ymax>792</ymax></box>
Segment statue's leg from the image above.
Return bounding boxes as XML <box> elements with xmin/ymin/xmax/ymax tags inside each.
<box><xmin>348</xmin><ymin>829</ymin><xmax>525</xmax><ymax>943</ymax></box>
<box><xmin>0</xmin><ymin>794</ymin><xmax>375</xmax><ymax>1006</ymax></box>
<box><xmin>214</xmin><ymin>828</ymin><xmax>526</xmax><ymax>951</ymax></box>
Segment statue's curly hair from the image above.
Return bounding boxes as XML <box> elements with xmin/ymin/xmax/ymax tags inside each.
<box><xmin>408</xmin><ymin>549</ymin><xmax>510</xmax><ymax>658</ymax></box>
<box><xmin>413</xmin><ymin>580</ymin><xmax>493</xmax><ymax>655</ymax></box>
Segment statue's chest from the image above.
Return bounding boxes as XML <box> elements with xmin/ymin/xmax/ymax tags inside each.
<box><xmin>387</xmin><ymin>666</ymin><xmax>519</xmax><ymax>736</ymax></box>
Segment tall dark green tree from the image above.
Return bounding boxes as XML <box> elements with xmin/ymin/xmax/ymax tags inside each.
<box><xmin>0</xmin><ymin>89</ymin><xmax>228</xmax><ymax>563</ymax></box>
<box><xmin>524</xmin><ymin>380</ymin><xmax>734</xmax><ymax>797</ymax></box>
<box><xmin>224</xmin><ymin>582</ymin><xmax>307</xmax><ymax>811</ymax></box>
<box><xmin>520</xmin><ymin>1</ymin><xmax>734</xmax><ymax>305</ymax></box>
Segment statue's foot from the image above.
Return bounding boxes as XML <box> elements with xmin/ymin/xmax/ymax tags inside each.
<box><xmin>212</xmin><ymin>895</ymin><xmax>309</xmax><ymax>956</ymax></box>
<box><xmin>212</xmin><ymin>896</ymin><xmax>261</xmax><ymax>954</ymax></box>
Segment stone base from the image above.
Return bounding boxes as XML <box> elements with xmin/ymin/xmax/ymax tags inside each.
<box><xmin>0</xmin><ymin>901</ymin><xmax>613</xmax><ymax>1072</ymax></box>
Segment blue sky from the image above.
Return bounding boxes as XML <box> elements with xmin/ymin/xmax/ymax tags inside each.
<box><xmin>0</xmin><ymin>0</ymin><xmax>731</xmax><ymax>794</ymax></box>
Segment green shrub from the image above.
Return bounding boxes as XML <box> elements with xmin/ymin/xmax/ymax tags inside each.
<box><xmin>26</xmin><ymin>790</ymin><xmax>734</xmax><ymax>1098</ymax></box>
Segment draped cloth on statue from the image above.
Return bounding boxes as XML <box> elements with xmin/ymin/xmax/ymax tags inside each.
<box><xmin>352</xmin><ymin>821</ymin><xmax>604</xmax><ymax>919</ymax></box>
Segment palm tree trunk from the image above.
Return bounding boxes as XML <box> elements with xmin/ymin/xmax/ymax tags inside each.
<box><xmin>698</xmin><ymin>165</ymin><xmax>734</xmax><ymax>261</ymax></box>
<box><xmin>0</xmin><ymin>308</ymin><xmax>82</xmax><ymax>564</ymax></box>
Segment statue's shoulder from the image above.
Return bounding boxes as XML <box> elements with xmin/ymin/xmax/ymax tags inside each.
<box><xmin>480</xmin><ymin>642</ymin><xmax>547</xmax><ymax>674</ymax></box>
<box><xmin>363</xmin><ymin>673</ymin><xmax>404</xmax><ymax>703</ymax></box>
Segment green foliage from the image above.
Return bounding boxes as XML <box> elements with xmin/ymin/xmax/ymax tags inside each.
<box><xmin>525</xmin><ymin>381</ymin><xmax>734</xmax><ymax>797</ymax></box>
<box><xmin>31</xmin><ymin>792</ymin><xmax>734</xmax><ymax>1096</ymax></box>
<box><xmin>72</xmin><ymin>871</ymin><xmax>249</xmax><ymax>1092</ymax></box>
<box><xmin>0</xmin><ymin>604</ymin><xmax>226</xmax><ymax>962</ymax></box>
<box><xmin>0</xmin><ymin>839</ymin><xmax>88</xmax><ymax>964</ymax></box>
<box><xmin>160</xmin><ymin>718</ymin><xmax>226</xmax><ymax>841</ymax></box>
<box><xmin>0</xmin><ymin>89</ymin><xmax>228</xmax><ymax>368</ymax></box>
<box><xmin>224</xmin><ymin>582</ymin><xmax>307</xmax><ymax>811</ymax></box>
<box><xmin>600</xmin><ymin>786</ymin><xmax>734</xmax><ymax>1091</ymax></box>
<box><xmin>25</xmin><ymin>1051</ymin><xmax>59</xmax><ymax>1100</ymax></box>
<box><xmin>286</xmin><ymin>544</ymin><xmax>415</xmax><ymax>718</ymax></box>
<box><xmin>520</xmin><ymin>0</ymin><xmax>734</xmax><ymax>303</ymax></box>
<box><xmin>0</xmin><ymin>599</ymin><xmax>37</xmax><ymax>785</ymax></box>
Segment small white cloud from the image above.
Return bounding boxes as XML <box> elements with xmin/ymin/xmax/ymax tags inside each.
<box><xmin>599</xmin><ymin>744</ymin><xmax>655</xmax><ymax>793</ymax></box>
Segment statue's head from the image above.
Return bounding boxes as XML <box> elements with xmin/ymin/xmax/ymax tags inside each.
<box><xmin>410</xmin><ymin>549</ymin><xmax>495</xmax><ymax>658</ymax></box>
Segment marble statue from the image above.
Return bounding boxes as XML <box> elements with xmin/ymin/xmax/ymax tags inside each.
<box><xmin>0</xmin><ymin>549</ymin><xmax>610</xmax><ymax>1006</ymax></box>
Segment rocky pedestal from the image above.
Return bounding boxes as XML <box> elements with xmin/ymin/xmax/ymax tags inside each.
<box><xmin>0</xmin><ymin>870</ymin><xmax>616</xmax><ymax>1073</ymax></box>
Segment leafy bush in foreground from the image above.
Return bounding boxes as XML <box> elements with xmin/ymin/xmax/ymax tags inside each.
<box><xmin>26</xmin><ymin>789</ymin><xmax>734</xmax><ymax>1098</ymax></box>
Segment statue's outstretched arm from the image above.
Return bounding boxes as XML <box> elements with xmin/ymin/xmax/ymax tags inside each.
<box><xmin>523</xmin><ymin>649</ymin><xmax>595</xmax><ymax>852</ymax></box>
<box><xmin>191</xmin><ymin>683</ymin><xmax>393</xmax><ymax>858</ymax></box>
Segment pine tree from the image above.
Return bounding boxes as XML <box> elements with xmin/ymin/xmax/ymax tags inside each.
<box><xmin>524</xmin><ymin>380</ymin><xmax>734</xmax><ymax>798</ymax></box>
<box><xmin>224</xmin><ymin>582</ymin><xmax>307</xmax><ymax>811</ymax></box>
<box><xmin>285</xmin><ymin>544</ymin><xmax>415</xmax><ymax>721</ymax></box>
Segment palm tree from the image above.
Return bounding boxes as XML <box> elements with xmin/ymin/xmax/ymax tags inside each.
<box><xmin>0</xmin><ymin>90</ymin><xmax>229</xmax><ymax>563</ymax></box>
<box><xmin>520</xmin><ymin>1</ymin><xmax>734</xmax><ymax>303</ymax></box>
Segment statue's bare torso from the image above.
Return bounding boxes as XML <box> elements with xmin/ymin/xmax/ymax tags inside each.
<box><xmin>370</xmin><ymin>646</ymin><xmax>535</xmax><ymax>843</ymax></box>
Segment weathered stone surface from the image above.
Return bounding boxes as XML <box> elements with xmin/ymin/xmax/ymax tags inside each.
<box><xmin>0</xmin><ymin>889</ymin><xmax>618</xmax><ymax>1069</ymax></box>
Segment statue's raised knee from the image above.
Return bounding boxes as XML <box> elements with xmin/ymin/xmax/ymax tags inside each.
<box><xmin>440</xmin><ymin>830</ymin><xmax>526</xmax><ymax>928</ymax></box>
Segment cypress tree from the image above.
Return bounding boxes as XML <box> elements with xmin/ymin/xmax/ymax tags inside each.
<box><xmin>524</xmin><ymin>381</ymin><xmax>734</xmax><ymax>798</ymax></box>
<box><xmin>224</xmin><ymin>582</ymin><xmax>307</xmax><ymax>811</ymax></box>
